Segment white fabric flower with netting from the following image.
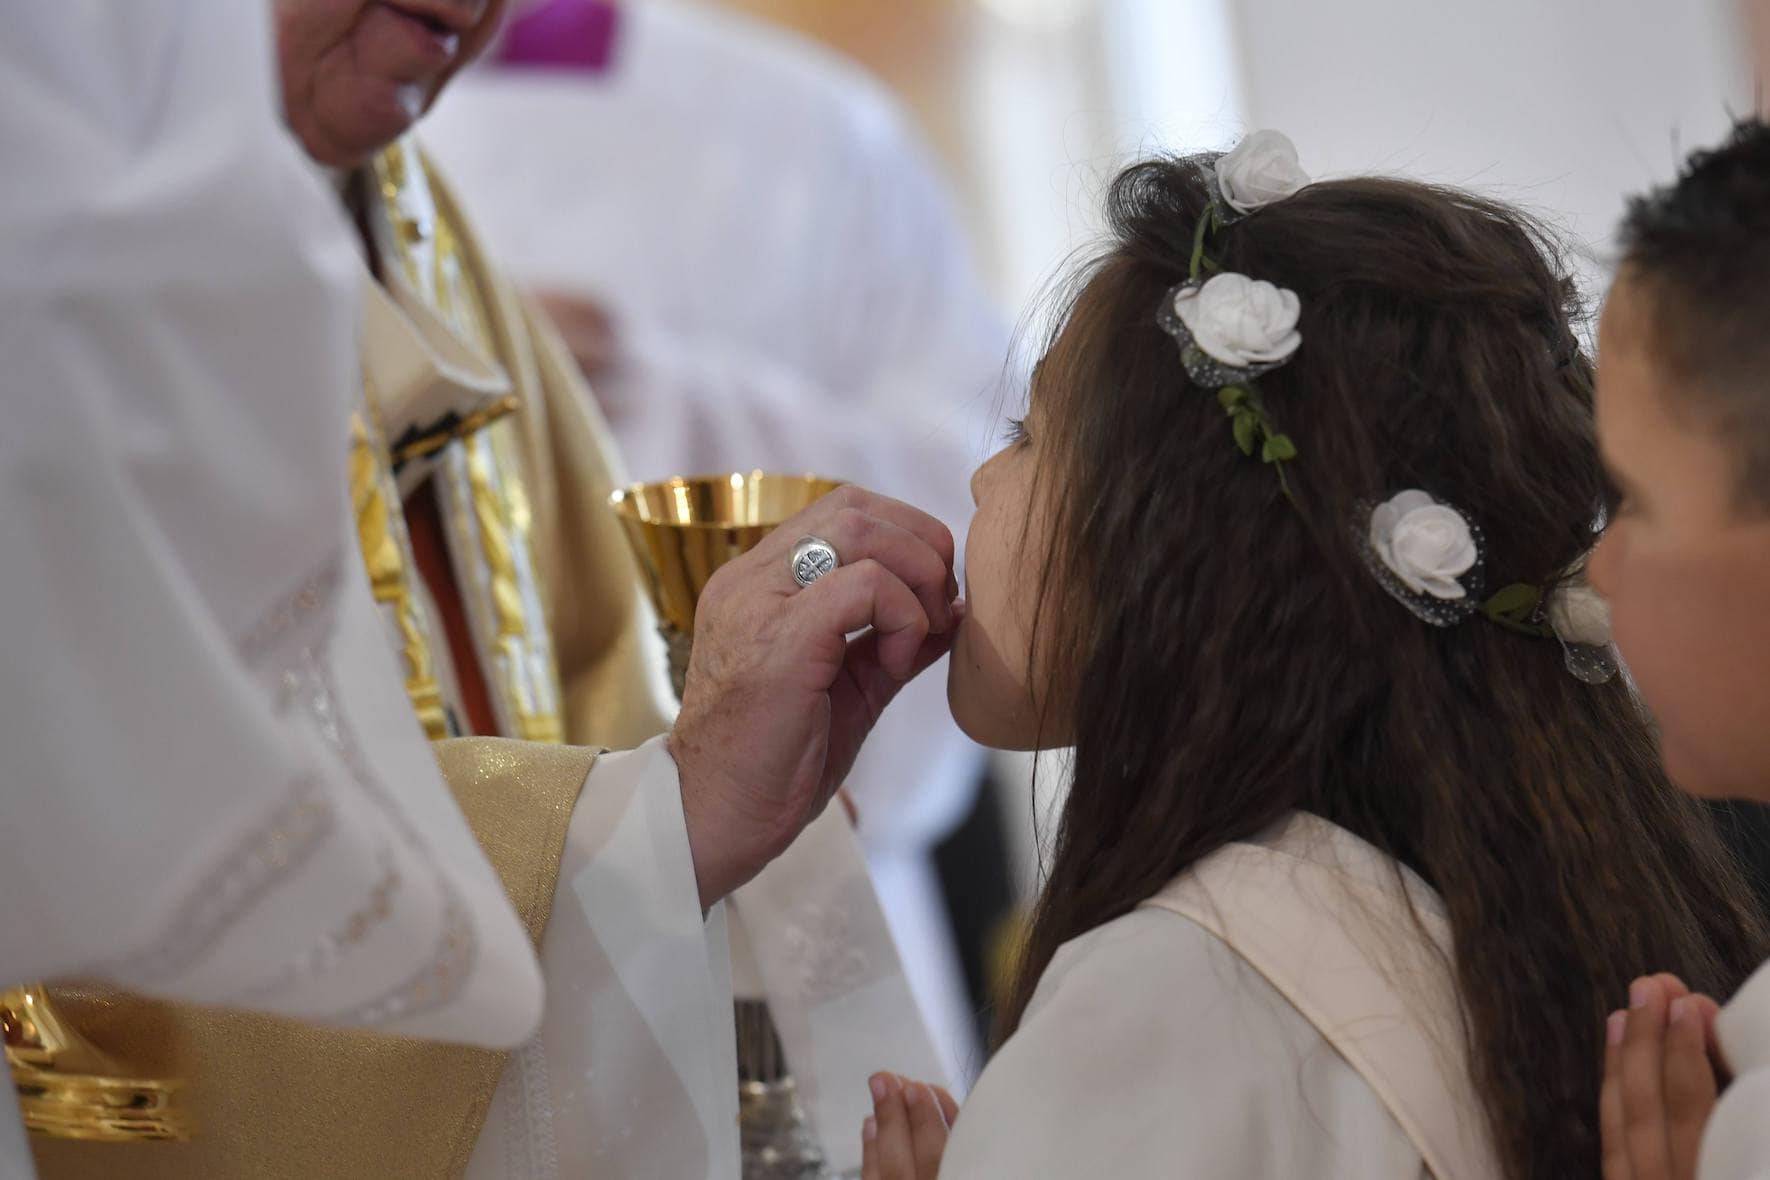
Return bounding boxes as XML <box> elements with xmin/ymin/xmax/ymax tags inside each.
<box><xmin>1170</xmin><ymin>273</ymin><xmax>1302</xmax><ymax>371</ymax></box>
<box><xmin>1370</xmin><ymin>491</ymin><xmax>1479</xmax><ymax>601</ymax></box>
<box><xmin>1215</xmin><ymin>130</ymin><xmax>1311</xmax><ymax>214</ymax></box>
<box><xmin>1548</xmin><ymin>584</ymin><xmax>1611</xmax><ymax>647</ymax></box>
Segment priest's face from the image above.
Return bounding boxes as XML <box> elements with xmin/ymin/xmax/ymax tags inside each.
<box><xmin>276</xmin><ymin>0</ymin><xmax>508</xmax><ymax>168</ymax></box>
<box><xmin>1588</xmin><ymin>273</ymin><xmax>1770</xmax><ymax>802</ymax></box>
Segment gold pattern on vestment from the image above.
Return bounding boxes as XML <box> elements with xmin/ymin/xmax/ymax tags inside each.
<box><xmin>389</xmin><ymin>392</ymin><xmax>520</xmax><ymax>467</ymax></box>
<box><xmin>372</xmin><ymin>139</ymin><xmax>565</xmax><ymax>745</ymax></box>
<box><xmin>349</xmin><ymin>389</ymin><xmax>450</xmax><ymax>740</ymax></box>
<box><xmin>29</xmin><ymin>741</ymin><xmax>598</xmax><ymax>1180</ymax></box>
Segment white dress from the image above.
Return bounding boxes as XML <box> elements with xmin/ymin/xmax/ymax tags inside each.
<box><xmin>939</xmin><ymin>814</ymin><xmax>1504</xmax><ymax>1179</ymax></box>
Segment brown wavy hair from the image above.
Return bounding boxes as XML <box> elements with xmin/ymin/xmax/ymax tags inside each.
<box><xmin>1000</xmin><ymin>157</ymin><xmax>1769</xmax><ymax>1179</ymax></box>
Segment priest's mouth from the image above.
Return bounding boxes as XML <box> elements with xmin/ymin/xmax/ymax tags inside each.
<box><xmin>379</xmin><ymin>1</ymin><xmax>474</xmax><ymax>55</ymax></box>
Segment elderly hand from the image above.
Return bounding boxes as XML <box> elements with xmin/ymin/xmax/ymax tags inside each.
<box><xmin>1601</xmin><ymin>973</ymin><xmax>1726</xmax><ymax>1180</ymax></box>
<box><xmin>862</xmin><ymin>1072</ymin><xmax>959</xmax><ymax>1180</ymax></box>
<box><xmin>668</xmin><ymin>486</ymin><xmax>960</xmax><ymax>908</ymax></box>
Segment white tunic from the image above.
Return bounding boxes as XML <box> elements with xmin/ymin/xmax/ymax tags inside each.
<box><xmin>941</xmin><ymin>815</ymin><xmax>1505</xmax><ymax>1179</ymax></box>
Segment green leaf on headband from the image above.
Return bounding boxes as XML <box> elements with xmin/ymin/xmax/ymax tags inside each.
<box><xmin>1218</xmin><ymin>385</ymin><xmax>1250</xmax><ymax>412</ymax></box>
<box><xmin>1483</xmin><ymin>583</ymin><xmax>1540</xmax><ymax>620</ymax></box>
<box><xmin>1232</xmin><ymin>412</ymin><xmax>1259</xmax><ymax>456</ymax></box>
<box><xmin>1262</xmin><ymin>434</ymin><xmax>1297</xmax><ymax>463</ymax></box>
<box><xmin>1189</xmin><ymin>206</ymin><xmax>1215</xmax><ymax>281</ymax></box>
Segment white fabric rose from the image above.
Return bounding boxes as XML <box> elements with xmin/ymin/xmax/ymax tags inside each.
<box><xmin>1369</xmin><ymin>491</ymin><xmax>1478</xmax><ymax>600</ymax></box>
<box><xmin>1216</xmin><ymin>130</ymin><xmax>1311</xmax><ymax>213</ymax></box>
<box><xmin>1172</xmin><ymin>273</ymin><xmax>1302</xmax><ymax>369</ymax></box>
<box><xmin>1549</xmin><ymin>584</ymin><xmax>1612</xmax><ymax>647</ymax></box>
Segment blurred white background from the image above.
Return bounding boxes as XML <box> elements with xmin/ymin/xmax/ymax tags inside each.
<box><xmin>716</xmin><ymin>0</ymin><xmax>1752</xmax><ymax>311</ymax></box>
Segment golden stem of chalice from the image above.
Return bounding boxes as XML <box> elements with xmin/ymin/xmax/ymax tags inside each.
<box><xmin>3</xmin><ymin>984</ymin><xmax>188</xmax><ymax>1141</ymax></box>
<box><xmin>612</xmin><ymin>471</ymin><xmax>843</xmax><ymax>1180</ymax></box>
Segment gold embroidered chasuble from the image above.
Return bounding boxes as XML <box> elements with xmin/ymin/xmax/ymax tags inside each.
<box><xmin>30</xmin><ymin>139</ymin><xmax>675</xmax><ymax>1179</ymax></box>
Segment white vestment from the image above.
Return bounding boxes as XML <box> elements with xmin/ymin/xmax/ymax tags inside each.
<box><xmin>939</xmin><ymin>814</ymin><xmax>1505</xmax><ymax>1179</ymax></box>
<box><xmin>421</xmin><ymin>0</ymin><xmax>1011</xmax><ymax>1086</ymax></box>
<box><xmin>0</xmin><ymin>0</ymin><xmax>549</xmax><ymax>1054</ymax></box>
<box><xmin>0</xmin><ymin>4</ymin><xmax>742</xmax><ymax>1177</ymax></box>
<box><xmin>1702</xmin><ymin>956</ymin><xmax>1770</xmax><ymax>1179</ymax></box>
<box><xmin>0</xmin><ymin>0</ymin><xmax>541</xmax><ymax>1157</ymax></box>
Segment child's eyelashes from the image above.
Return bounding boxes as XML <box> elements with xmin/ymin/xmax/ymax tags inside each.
<box><xmin>1003</xmin><ymin>417</ymin><xmax>1030</xmax><ymax>448</ymax></box>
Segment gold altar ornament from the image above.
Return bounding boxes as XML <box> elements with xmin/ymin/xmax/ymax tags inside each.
<box><xmin>3</xmin><ymin>985</ymin><xmax>188</xmax><ymax>1142</ymax></box>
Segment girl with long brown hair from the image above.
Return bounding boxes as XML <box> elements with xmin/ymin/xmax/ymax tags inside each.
<box><xmin>859</xmin><ymin>134</ymin><xmax>1767</xmax><ymax>1180</ymax></box>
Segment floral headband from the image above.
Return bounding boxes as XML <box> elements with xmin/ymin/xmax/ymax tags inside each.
<box><xmin>1157</xmin><ymin>130</ymin><xmax>1309</xmax><ymax>498</ymax></box>
<box><xmin>1364</xmin><ymin>490</ymin><xmax>1617</xmax><ymax>683</ymax></box>
<box><xmin>1158</xmin><ymin>132</ymin><xmax>1616</xmax><ymax>682</ymax></box>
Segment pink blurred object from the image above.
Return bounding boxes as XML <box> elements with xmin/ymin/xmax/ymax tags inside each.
<box><xmin>496</xmin><ymin>0</ymin><xmax>621</xmax><ymax>72</ymax></box>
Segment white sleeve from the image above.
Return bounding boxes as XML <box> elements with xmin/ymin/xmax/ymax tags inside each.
<box><xmin>0</xmin><ymin>0</ymin><xmax>541</xmax><ymax>1047</ymax></box>
<box><xmin>466</xmin><ymin>736</ymin><xmax>740</xmax><ymax>1180</ymax></box>
<box><xmin>938</xmin><ymin>909</ymin><xmax>1426</xmax><ymax>1179</ymax></box>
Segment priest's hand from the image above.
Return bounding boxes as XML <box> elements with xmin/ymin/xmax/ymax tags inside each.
<box><xmin>668</xmin><ymin>486</ymin><xmax>960</xmax><ymax>909</ymax></box>
<box><xmin>863</xmin><ymin>1072</ymin><xmax>958</xmax><ymax>1180</ymax></box>
<box><xmin>1601</xmin><ymin>973</ymin><xmax>1725</xmax><ymax>1180</ymax></box>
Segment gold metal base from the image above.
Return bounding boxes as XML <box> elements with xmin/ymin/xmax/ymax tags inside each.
<box><xmin>4</xmin><ymin>986</ymin><xmax>191</xmax><ymax>1142</ymax></box>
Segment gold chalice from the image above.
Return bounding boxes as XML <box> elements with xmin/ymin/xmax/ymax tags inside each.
<box><xmin>3</xmin><ymin>984</ymin><xmax>188</xmax><ymax>1141</ymax></box>
<box><xmin>612</xmin><ymin>471</ymin><xmax>843</xmax><ymax>1179</ymax></box>
<box><xmin>611</xmin><ymin>471</ymin><xmax>844</xmax><ymax>698</ymax></box>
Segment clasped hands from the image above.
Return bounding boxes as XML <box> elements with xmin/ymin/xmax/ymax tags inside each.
<box><xmin>1603</xmin><ymin>973</ymin><xmax>1729</xmax><ymax>1180</ymax></box>
<box><xmin>860</xmin><ymin>1071</ymin><xmax>959</xmax><ymax>1180</ymax></box>
<box><xmin>665</xmin><ymin>485</ymin><xmax>962</xmax><ymax>910</ymax></box>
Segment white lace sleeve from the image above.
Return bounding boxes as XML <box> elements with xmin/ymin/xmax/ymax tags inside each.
<box><xmin>0</xmin><ymin>0</ymin><xmax>541</xmax><ymax>1047</ymax></box>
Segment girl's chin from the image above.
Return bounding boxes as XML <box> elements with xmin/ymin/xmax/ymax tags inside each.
<box><xmin>946</xmin><ymin>676</ymin><xmax>1045</xmax><ymax>752</ymax></box>
<box><xmin>944</xmin><ymin>614</ymin><xmax>1051</xmax><ymax>749</ymax></box>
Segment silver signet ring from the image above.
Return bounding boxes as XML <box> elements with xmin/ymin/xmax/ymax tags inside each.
<box><xmin>790</xmin><ymin>535</ymin><xmax>841</xmax><ymax>589</ymax></box>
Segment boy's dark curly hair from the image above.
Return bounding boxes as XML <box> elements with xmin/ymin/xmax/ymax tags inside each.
<box><xmin>1620</xmin><ymin>118</ymin><xmax>1770</xmax><ymax>506</ymax></box>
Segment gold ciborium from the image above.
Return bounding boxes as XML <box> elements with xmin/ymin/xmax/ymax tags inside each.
<box><xmin>612</xmin><ymin>471</ymin><xmax>842</xmax><ymax>1180</ymax></box>
<box><xmin>3</xmin><ymin>984</ymin><xmax>188</xmax><ymax>1141</ymax></box>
